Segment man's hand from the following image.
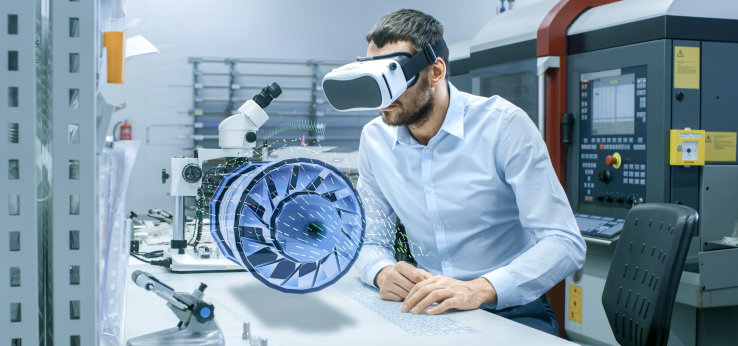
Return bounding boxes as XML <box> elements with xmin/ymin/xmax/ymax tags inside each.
<box><xmin>401</xmin><ymin>275</ymin><xmax>497</xmax><ymax>315</ymax></box>
<box><xmin>375</xmin><ymin>261</ymin><xmax>432</xmax><ymax>302</ymax></box>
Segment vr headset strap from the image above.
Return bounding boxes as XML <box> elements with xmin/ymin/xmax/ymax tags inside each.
<box><xmin>401</xmin><ymin>39</ymin><xmax>448</xmax><ymax>82</ymax></box>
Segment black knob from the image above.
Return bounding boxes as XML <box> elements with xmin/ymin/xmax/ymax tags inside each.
<box><xmin>245</xmin><ymin>132</ymin><xmax>258</xmax><ymax>143</ymax></box>
<box><xmin>182</xmin><ymin>164</ymin><xmax>203</xmax><ymax>184</ymax></box>
<box><xmin>676</xmin><ymin>92</ymin><xmax>684</xmax><ymax>101</ymax></box>
<box><xmin>161</xmin><ymin>169</ymin><xmax>170</xmax><ymax>184</ymax></box>
<box><xmin>596</xmin><ymin>193</ymin><xmax>605</xmax><ymax>202</ymax></box>
<box><xmin>598</xmin><ymin>170</ymin><xmax>611</xmax><ymax>183</ymax></box>
<box><xmin>606</xmin><ymin>194</ymin><xmax>615</xmax><ymax>203</ymax></box>
<box><xmin>627</xmin><ymin>195</ymin><xmax>635</xmax><ymax>204</ymax></box>
<box><xmin>616</xmin><ymin>194</ymin><xmax>625</xmax><ymax>204</ymax></box>
<box><xmin>194</xmin><ymin>302</ymin><xmax>215</xmax><ymax>323</ymax></box>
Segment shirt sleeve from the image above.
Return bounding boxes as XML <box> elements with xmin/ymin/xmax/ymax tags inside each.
<box><xmin>482</xmin><ymin>109</ymin><xmax>586</xmax><ymax>309</ymax></box>
<box><xmin>354</xmin><ymin>128</ymin><xmax>398</xmax><ymax>288</ymax></box>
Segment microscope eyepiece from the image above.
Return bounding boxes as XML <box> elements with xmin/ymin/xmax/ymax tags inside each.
<box><xmin>252</xmin><ymin>82</ymin><xmax>282</xmax><ymax>109</ymax></box>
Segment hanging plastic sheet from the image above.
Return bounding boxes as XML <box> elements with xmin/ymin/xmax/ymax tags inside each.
<box><xmin>98</xmin><ymin>139</ymin><xmax>139</xmax><ymax>346</ymax></box>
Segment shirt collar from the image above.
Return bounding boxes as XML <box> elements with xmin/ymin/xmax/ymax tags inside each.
<box><xmin>392</xmin><ymin>82</ymin><xmax>465</xmax><ymax>150</ymax></box>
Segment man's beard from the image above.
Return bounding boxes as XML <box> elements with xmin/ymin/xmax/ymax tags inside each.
<box><xmin>380</xmin><ymin>81</ymin><xmax>434</xmax><ymax>127</ymax></box>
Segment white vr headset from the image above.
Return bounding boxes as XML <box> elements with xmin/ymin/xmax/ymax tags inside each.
<box><xmin>322</xmin><ymin>39</ymin><xmax>447</xmax><ymax>111</ymax></box>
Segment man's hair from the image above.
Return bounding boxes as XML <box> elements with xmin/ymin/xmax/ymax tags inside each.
<box><xmin>366</xmin><ymin>9</ymin><xmax>450</xmax><ymax>79</ymax></box>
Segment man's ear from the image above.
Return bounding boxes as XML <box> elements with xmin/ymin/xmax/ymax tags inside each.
<box><xmin>428</xmin><ymin>57</ymin><xmax>446</xmax><ymax>87</ymax></box>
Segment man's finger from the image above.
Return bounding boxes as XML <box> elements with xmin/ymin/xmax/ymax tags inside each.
<box><xmin>388</xmin><ymin>271</ymin><xmax>416</xmax><ymax>292</ymax></box>
<box><xmin>396</xmin><ymin>262</ymin><xmax>428</xmax><ymax>283</ymax></box>
<box><xmin>389</xmin><ymin>282</ymin><xmax>410</xmax><ymax>297</ymax></box>
<box><xmin>402</xmin><ymin>281</ymin><xmax>443</xmax><ymax>312</ymax></box>
<box><xmin>426</xmin><ymin>297</ymin><xmax>459</xmax><ymax>315</ymax></box>
<box><xmin>404</xmin><ymin>275</ymin><xmax>439</xmax><ymax>306</ymax></box>
<box><xmin>381</xmin><ymin>290</ymin><xmax>403</xmax><ymax>302</ymax></box>
<box><xmin>411</xmin><ymin>288</ymin><xmax>452</xmax><ymax>314</ymax></box>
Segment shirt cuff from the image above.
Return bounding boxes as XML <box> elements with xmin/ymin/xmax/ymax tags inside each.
<box><xmin>482</xmin><ymin>266</ymin><xmax>518</xmax><ymax>310</ymax></box>
<box><xmin>361</xmin><ymin>258</ymin><xmax>397</xmax><ymax>288</ymax></box>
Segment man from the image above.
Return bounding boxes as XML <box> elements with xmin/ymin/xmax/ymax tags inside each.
<box><xmin>353</xmin><ymin>9</ymin><xmax>585</xmax><ymax>336</ymax></box>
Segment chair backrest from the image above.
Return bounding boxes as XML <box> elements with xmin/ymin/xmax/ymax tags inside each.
<box><xmin>601</xmin><ymin>203</ymin><xmax>698</xmax><ymax>346</ymax></box>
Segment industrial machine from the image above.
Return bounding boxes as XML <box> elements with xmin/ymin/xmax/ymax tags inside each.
<box><xmin>454</xmin><ymin>0</ymin><xmax>738</xmax><ymax>344</ymax></box>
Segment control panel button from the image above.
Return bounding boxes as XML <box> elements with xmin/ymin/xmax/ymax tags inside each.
<box><xmin>605</xmin><ymin>152</ymin><xmax>622</xmax><ymax>169</ymax></box>
<box><xmin>598</xmin><ymin>170</ymin><xmax>611</xmax><ymax>183</ymax></box>
<box><xmin>616</xmin><ymin>194</ymin><xmax>625</xmax><ymax>204</ymax></box>
<box><xmin>605</xmin><ymin>155</ymin><xmax>618</xmax><ymax>166</ymax></box>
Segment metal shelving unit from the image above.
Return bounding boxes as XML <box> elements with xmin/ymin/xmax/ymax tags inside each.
<box><xmin>51</xmin><ymin>1</ymin><xmax>99</xmax><ymax>345</ymax></box>
<box><xmin>2</xmin><ymin>1</ymin><xmax>41</xmax><ymax>345</ymax></box>
<box><xmin>1</xmin><ymin>0</ymin><xmax>100</xmax><ymax>345</ymax></box>
<box><xmin>189</xmin><ymin>57</ymin><xmax>377</xmax><ymax>150</ymax></box>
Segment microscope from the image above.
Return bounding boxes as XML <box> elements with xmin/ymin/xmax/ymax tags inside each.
<box><xmin>161</xmin><ymin>83</ymin><xmax>282</xmax><ymax>271</ymax></box>
<box><xmin>126</xmin><ymin>270</ymin><xmax>225</xmax><ymax>346</ymax></box>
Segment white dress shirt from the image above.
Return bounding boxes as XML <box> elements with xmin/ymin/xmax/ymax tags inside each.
<box><xmin>354</xmin><ymin>83</ymin><xmax>586</xmax><ymax>309</ymax></box>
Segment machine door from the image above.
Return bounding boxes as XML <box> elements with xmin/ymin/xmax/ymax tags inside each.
<box><xmin>471</xmin><ymin>59</ymin><xmax>538</xmax><ymax>124</ymax></box>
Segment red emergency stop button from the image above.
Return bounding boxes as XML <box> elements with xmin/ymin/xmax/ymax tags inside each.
<box><xmin>605</xmin><ymin>153</ymin><xmax>622</xmax><ymax>169</ymax></box>
<box><xmin>605</xmin><ymin>155</ymin><xmax>618</xmax><ymax>166</ymax></box>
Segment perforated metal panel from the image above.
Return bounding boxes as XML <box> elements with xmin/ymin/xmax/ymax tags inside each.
<box><xmin>51</xmin><ymin>0</ymin><xmax>98</xmax><ymax>344</ymax></box>
<box><xmin>1</xmin><ymin>1</ymin><xmax>40</xmax><ymax>344</ymax></box>
<box><xmin>189</xmin><ymin>57</ymin><xmax>376</xmax><ymax>150</ymax></box>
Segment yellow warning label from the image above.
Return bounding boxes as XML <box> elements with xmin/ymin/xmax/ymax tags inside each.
<box><xmin>568</xmin><ymin>284</ymin><xmax>582</xmax><ymax>323</ymax></box>
<box><xmin>706</xmin><ymin>132</ymin><xmax>737</xmax><ymax>162</ymax></box>
<box><xmin>674</xmin><ymin>46</ymin><xmax>700</xmax><ymax>89</ymax></box>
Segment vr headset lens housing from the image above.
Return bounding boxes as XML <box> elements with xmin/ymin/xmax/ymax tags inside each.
<box><xmin>322</xmin><ymin>55</ymin><xmax>409</xmax><ymax>111</ymax></box>
<box><xmin>322</xmin><ymin>40</ymin><xmax>446</xmax><ymax>112</ymax></box>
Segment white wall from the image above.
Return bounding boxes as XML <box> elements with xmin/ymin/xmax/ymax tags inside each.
<box><xmin>101</xmin><ymin>0</ymin><xmax>543</xmax><ymax>215</ymax></box>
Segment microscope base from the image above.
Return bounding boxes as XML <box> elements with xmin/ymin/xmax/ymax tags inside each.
<box><xmin>126</xmin><ymin>324</ymin><xmax>225</xmax><ymax>346</ymax></box>
<box><xmin>167</xmin><ymin>248</ymin><xmax>244</xmax><ymax>272</ymax></box>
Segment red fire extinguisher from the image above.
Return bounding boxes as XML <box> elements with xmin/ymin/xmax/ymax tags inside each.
<box><xmin>119</xmin><ymin>120</ymin><xmax>132</xmax><ymax>140</ymax></box>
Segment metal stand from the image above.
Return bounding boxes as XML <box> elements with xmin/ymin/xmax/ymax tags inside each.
<box><xmin>126</xmin><ymin>271</ymin><xmax>225</xmax><ymax>346</ymax></box>
<box><xmin>170</xmin><ymin>196</ymin><xmax>187</xmax><ymax>254</ymax></box>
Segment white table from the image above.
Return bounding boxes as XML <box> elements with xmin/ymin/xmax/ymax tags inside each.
<box><xmin>124</xmin><ymin>262</ymin><xmax>575</xmax><ymax>346</ymax></box>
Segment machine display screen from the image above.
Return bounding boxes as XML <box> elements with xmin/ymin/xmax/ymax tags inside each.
<box><xmin>590</xmin><ymin>73</ymin><xmax>635</xmax><ymax>135</ymax></box>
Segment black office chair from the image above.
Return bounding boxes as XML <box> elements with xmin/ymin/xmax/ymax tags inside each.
<box><xmin>601</xmin><ymin>203</ymin><xmax>698</xmax><ymax>346</ymax></box>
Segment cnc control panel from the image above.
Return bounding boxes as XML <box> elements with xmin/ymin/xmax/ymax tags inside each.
<box><xmin>578</xmin><ymin>66</ymin><xmax>647</xmax><ymax>208</ymax></box>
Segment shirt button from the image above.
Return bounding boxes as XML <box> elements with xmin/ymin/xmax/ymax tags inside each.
<box><xmin>425</xmin><ymin>186</ymin><xmax>433</xmax><ymax>192</ymax></box>
<box><xmin>434</xmin><ymin>224</ymin><xmax>442</xmax><ymax>230</ymax></box>
<box><xmin>442</xmin><ymin>261</ymin><xmax>451</xmax><ymax>267</ymax></box>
